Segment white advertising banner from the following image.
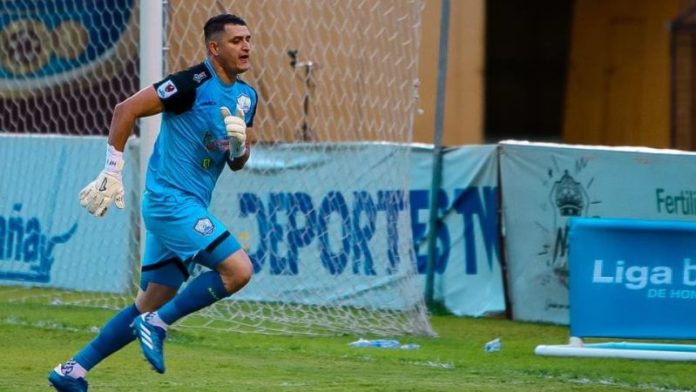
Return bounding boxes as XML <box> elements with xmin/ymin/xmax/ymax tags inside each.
<box><xmin>410</xmin><ymin>145</ymin><xmax>504</xmax><ymax>316</ymax></box>
<box><xmin>210</xmin><ymin>143</ymin><xmax>423</xmax><ymax>310</ymax></box>
<box><xmin>211</xmin><ymin>143</ymin><xmax>504</xmax><ymax>315</ymax></box>
<box><xmin>500</xmin><ymin>141</ymin><xmax>696</xmax><ymax>324</ymax></box>
<box><xmin>0</xmin><ymin>137</ymin><xmax>504</xmax><ymax>315</ymax></box>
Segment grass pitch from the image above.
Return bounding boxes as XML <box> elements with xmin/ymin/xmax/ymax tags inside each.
<box><xmin>1</xmin><ymin>288</ymin><xmax>695</xmax><ymax>391</ymax></box>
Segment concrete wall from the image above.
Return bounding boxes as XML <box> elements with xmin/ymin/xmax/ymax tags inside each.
<box><xmin>564</xmin><ymin>0</ymin><xmax>681</xmax><ymax>147</ymax></box>
<box><xmin>415</xmin><ymin>0</ymin><xmax>485</xmax><ymax>146</ymax></box>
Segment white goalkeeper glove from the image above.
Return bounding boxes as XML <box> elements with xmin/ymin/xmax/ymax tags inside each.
<box><xmin>79</xmin><ymin>145</ymin><xmax>126</xmax><ymax>217</ymax></box>
<box><xmin>221</xmin><ymin>106</ymin><xmax>247</xmax><ymax>158</ymax></box>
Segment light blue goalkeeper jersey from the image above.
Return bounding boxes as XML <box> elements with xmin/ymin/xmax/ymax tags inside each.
<box><xmin>145</xmin><ymin>58</ymin><xmax>258</xmax><ymax>206</ymax></box>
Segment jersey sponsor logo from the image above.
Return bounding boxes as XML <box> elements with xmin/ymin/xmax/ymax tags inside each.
<box><xmin>203</xmin><ymin>131</ymin><xmax>215</xmax><ymax>151</ymax></box>
<box><xmin>237</xmin><ymin>94</ymin><xmax>252</xmax><ymax>114</ymax></box>
<box><xmin>203</xmin><ymin>131</ymin><xmax>230</xmax><ymax>152</ymax></box>
<box><xmin>201</xmin><ymin>158</ymin><xmax>212</xmax><ymax>169</ymax></box>
<box><xmin>194</xmin><ymin>217</ymin><xmax>215</xmax><ymax>236</ymax></box>
<box><xmin>157</xmin><ymin>80</ymin><xmax>178</xmax><ymax>99</ymax></box>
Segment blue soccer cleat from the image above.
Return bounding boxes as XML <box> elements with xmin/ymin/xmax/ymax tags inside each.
<box><xmin>48</xmin><ymin>362</ymin><xmax>88</xmax><ymax>392</ymax></box>
<box><xmin>133</xmin><ymin>312</ymin><xmax>167</xmax><ymax>373</ymax></box>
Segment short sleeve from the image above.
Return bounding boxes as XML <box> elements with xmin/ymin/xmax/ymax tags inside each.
<box><xmin>153</xmin><ymin>62</ymin><xmax>212</xmax><ymax>114</ymax></box>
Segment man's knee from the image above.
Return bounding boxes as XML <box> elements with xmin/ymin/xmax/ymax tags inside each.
<box><xmin>217</xmin><ymin>249</ymin><xmax>253</xmax><ymax>294</ymax></box>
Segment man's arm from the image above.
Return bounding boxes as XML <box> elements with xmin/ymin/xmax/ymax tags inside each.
<box><xmin>108</xmin><ymin>86</ymin><xmax>164</xmax><ymax>151</ymax></box>
<box><xmin>79</xmin><ymin>86</ymin><xmax>164</xmax><ymax>217</ymax></box>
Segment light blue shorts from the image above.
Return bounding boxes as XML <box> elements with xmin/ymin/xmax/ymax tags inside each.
<box><xmin>139</xmin><ymin>191</ymin><xmax>241</xmax><ymax>290</ymax></box>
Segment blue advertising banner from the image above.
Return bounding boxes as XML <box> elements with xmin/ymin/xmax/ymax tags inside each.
<box><xmin>0</xmin><ymin>1</ymin><xmax>139</xmax><ymax>136</ymax></box>
<box><xmin>570</xmin><ymin>217</ymin><xmax>696</xmax><ymax>339</ymax></box>
<box><xmin>0</xmin><ymin>0</ymin><xmax>137</xmax><ymax>96</ymax></box>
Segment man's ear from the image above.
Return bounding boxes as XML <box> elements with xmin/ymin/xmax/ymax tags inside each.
<box><xmin>209</xmin><ymin>41</ymin><xmax>219</xmax><ymax>56</ymax></box>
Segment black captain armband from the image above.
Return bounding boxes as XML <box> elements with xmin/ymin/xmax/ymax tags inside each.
<box><xmin>153</xmin><ymin>62</ymin><xmax>212</xmax><ymax>114</ymax></box>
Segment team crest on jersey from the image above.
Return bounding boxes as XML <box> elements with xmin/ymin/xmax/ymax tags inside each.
<box><xmin>236</xmin><ymin>94</ymin><xmax>251</xmax><ymax>114</ymax></box>
<box><xmin>194</xmin><ymin>218</ymin><xmax>215</xmax><ymax>236</ymax></box>
<box><xmin>157</xmin><ymin>80</ymin><xmax>178</xmax><ymax>99</ymax></box>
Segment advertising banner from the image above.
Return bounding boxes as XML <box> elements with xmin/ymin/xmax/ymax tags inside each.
<box><xmin>0</xmin><ymin>135</ymin><xmax>138</xmax><ymax>293</ymax></box>
<box><xmin>0</xmin><ymin>0</ymin><xmax>139</xmax><ymax>134</ymax></box>
<box><xmin>411</xmin><ymin>145</ymin><xmax>504</xmax><ymax>316</ymax></box>
<box><xmin>0</xmin><ymin>138</ymin><xmax>504</xmax><ymax>314</ymax></box>
<box><xmin>500</xmin><ymin>141</ymin><xmax>696</xmax><ymax>324</ymax></box>
<box><xmin>210</xmin><ymin>143</ymin><xmax>423</xmax><ymax>310</ymax></box>
<box><xmin>570</xmin><ymin>217</ymin><xmax>696</xmax><ymax>339</ymax></box>
<box><xmin>211</xmin><ymin>143</ymin><xmax>504</xmax><ymax>314</ymax></box>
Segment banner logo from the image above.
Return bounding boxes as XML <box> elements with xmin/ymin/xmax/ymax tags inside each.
<box><xmin>0</xmin><ymin>0</ymin><xmax>137</xmax><ymax>98</ymax></box>
<box><xmin>656</xmin><ymin>188</ymin><xmax>696</xmax><ymax>216</ymax></box>
<box><xmin>0</xmin><ymin>203</ymin><xmax>78</xmax><ymax>283</ymax></box>
<box><xmin>238</xmin><ymin>187</ymin><xmax>500</xmax><ymax>276</ymax></box>
<box><xmin>534</xmin><ymin>156</ymin><xmax>601</xmax><ymax>314</ymax></box>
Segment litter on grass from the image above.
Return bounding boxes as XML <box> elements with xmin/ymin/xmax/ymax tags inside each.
<box><xmin>349</xmin><ymin>338</ymin><xmax>420</xmax><ymax>350</ymax></box>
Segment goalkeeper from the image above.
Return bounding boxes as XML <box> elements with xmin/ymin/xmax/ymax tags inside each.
<box><xmin>49</xmin><ymin>13</ymin><xmax>257</xmax><ymax>392</ymax></box>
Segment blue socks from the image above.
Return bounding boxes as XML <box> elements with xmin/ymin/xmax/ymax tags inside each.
<box><xmin>157</xmin><ymin>271</ymin><xmax>229</xmax><ymax>325</ymax></box>
<box><xmin>70</xmin><ymin>272</ymin><xmax>229</xmax><ymax>371</ymax></box>
<box><xmin>73</xmin><ymin>304</ymin><xmax>140</xmax><ymax>370</ymax></box>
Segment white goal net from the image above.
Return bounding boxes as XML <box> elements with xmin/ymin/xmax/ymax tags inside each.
<box><xmin>0</xmin><ymin>0</ymin><xmax>433</xmax><ymax>337</ymax></box>
<box><xmin>0</xmin><ymin>1</ymin><xmax>143</xmax><ymax>308</ymax></box>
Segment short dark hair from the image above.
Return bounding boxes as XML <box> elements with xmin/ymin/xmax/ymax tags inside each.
<box><xmin>204</xmin><ymin>14</ymin><xmax>247</xmax><ymax>42</ymax></box>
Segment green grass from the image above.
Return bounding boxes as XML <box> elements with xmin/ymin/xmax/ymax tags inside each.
<box><xmin>1</xmin><ymin>289</ymin><xmax>695</xmax><ymax>391</ymax></box>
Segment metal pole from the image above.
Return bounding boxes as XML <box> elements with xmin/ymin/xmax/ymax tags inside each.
<box><xmin>302</xmin><ymin>63</ymin><xmax>313</xmax><ymax>141</ymax></box>
<box><xmin>425</xmin><ymin>0</ymin><xmax>450</xmax><ymax>309</ymax></box>
<box><xmin>139</xmin><ymin>0</ymin><xmax>164</xmax><ymax>161</ymax></box>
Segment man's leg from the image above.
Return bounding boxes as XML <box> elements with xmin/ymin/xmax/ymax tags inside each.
<box><xmin>77</xmin><ymin>283</ymin><xmax>178</xmax><ymax>367</ymax></box>
<box><xmin>48</xmin><ymin>283</ymin><xmax>177</xmax><ymax>392</ymax></box>
<box><xmin>133</xmin><ymin>232</ymin><xmax>252</xmax><ymax>373</ymax></box>
<box><xmin>49</xmin><ymin>232</ymin><xmax>184</xmax><ymax>392</ymax></box>
<box><xmin>158</xmin><ymin>248</ymin><xmax>252</xmax><ymax>324</ymax></box>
